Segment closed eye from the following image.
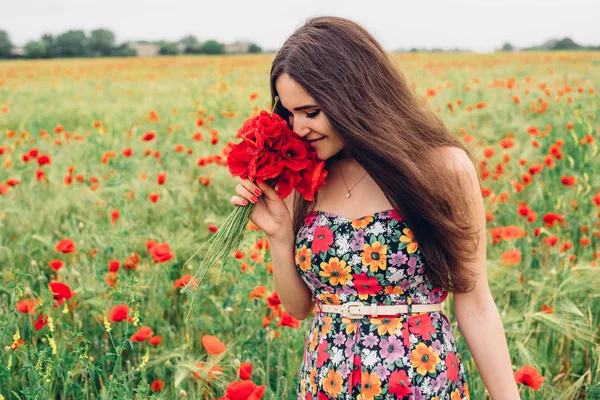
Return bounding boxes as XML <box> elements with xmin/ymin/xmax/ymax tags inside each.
<box><xmin>306</xmin><ymin>110</ymin><xmax>320</xmax><ymax>119</ymax></box>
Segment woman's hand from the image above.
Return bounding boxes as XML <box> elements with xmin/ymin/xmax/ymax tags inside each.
<box><xmin>231</xmin><ymin>179</ymin><xmax>293</xmax><ymax>241</ymax></box>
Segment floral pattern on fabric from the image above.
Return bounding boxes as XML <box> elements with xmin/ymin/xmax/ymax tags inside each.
<box><xmin>294</xmin><ymin>208</ymin><xmax>470</xmax><ymax>399</ymax></box>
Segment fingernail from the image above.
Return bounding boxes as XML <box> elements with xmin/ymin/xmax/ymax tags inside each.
<box><xmin>242</xmin><ymin>199</ymin><xmax>249</xmax><ymax>205</ymax></box>
<box><xmin>254</xmin><ymin>189</ymin><xmax>262</xmax><ymax>196</ymax></box>
<box><xmin>251</xmin><ymin>195</ymin><xmax>258</xmax><ymax>203</ymax></box>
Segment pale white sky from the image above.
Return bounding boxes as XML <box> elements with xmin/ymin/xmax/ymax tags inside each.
<box><xmin>2</xmin><ymin>0</ymin><xmax>599</xmax><ymax>52</ymax></box>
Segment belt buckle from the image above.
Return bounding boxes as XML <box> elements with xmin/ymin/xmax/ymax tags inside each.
<box><xmin>340</xmin><ymin>301</ymin><xmax>363</xmax><ymax>319</ymax></box>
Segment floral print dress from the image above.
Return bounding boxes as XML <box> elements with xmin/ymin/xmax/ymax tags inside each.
<box><xmin>294</xmin><ymin>208</ymin><xmax>470</xmax><ymax>400</ymax></box>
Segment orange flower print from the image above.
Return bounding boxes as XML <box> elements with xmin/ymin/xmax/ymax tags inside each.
<box><xmin>351</xmin><ymin>215</ymin><xmax>373</xmax><ymax>229</ymax></box>
<box><xmin>361</xmin><ymin>241</ymin><xmax>387</xmax><ymax>272</ymax></box>
<box><xmin>360</xmin><ymin>371</ymin><xmax>382</xmax><ymax>399</ymax></box>
<box><xmin>323</xmin><ymin>368</ymin><xmax>343</xmax><ymax>397</ymax></box>
<box><xmin>371</xmin><ymin>316</ymin><xmax>403</xmax><ymax>335</ymax></box>
<box><xmin>400</xmin><ymin>228</ymin><xmax>419</xmax><ymax>253</ymax></box>
<box><xmin>319</xmin><ymin>257</ymin><xmax>351</xmax><ymax>285</ymax></box>
<box><xmin>296</xmin><ymin>245</ymin><xmax>312</xmax><ymax>271</ymax></box>
<box><xmin>412</xmin><ymin>342</ymin><xmax>440</xmax><ymax>375</ymax></box>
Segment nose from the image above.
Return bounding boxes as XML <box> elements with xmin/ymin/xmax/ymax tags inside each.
<box><xmin>289</xmin><ymin>115</ymin><xmax>311</xmax><ymax>137</ymax></box>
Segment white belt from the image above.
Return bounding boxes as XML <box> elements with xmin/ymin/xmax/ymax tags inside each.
<box><xmin>318</xmin><ymin>301</ymin><xmax>443</xmax><ymax>319</ymax></box>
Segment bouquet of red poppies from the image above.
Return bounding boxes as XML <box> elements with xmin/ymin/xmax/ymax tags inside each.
<box><xmin>181</xmin><ymin>97</ymin><xmax>328</xmax><ymax>321</ymax></box>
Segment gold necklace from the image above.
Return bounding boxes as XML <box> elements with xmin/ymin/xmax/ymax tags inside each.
<box><xmin>339</xmin><ymin>168</ymin><xmax>368</xmax><ymax>199</ymax></box>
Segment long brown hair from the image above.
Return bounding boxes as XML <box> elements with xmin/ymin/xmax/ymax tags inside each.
<box><xmin>269</xmin><ymin>16</ymin><xmax>481</xmax><ymax>294</ymax></box>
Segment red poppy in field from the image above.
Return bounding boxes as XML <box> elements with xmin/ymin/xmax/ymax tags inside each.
<box><xmin>108</xmin><ymin>260</ymin><xmax>120</xmax><ymax>272</ymax></box>
<box><xmin>16</xmin><ymin>298</ymin><xmax>38</xmax><ymax>314</ymax></box>
<box><xmin>157</xmin><ymin>172</ymin><xmax>166</xmax><ymax>185</ymax></box>
<box><xmin>277</xmin><ymin>310</ymin><xmax>301</xmax><ymax>329</ymax></box>
<box><xmin>266</xmin><ymin>291</ymin><xmax>281</xmax><ymax>308</ymax></box>
<box><xmin>148</xmin><ymin>193</ymin><xmax>160</xmax><ymax>203</ymax></box>
<box><xmin>149</xmin><ymin>110</ymin><xmax>159</xmax><ymax>121</ymax></box>
<box><xmin>111</xmin><ymin>209</ymin><xmax>120</xmax><ymax>224</ymax></box>
<box><xmin>124</xmin><ymin>254</ymin><xmax>139</xmax><ymax>270</ymax></box>
<box><xmin>202</xmin><ymin>334</ymin><xmax>226</xmax><ymax>355</ymax></box>
<box><xmin>150</xmin><ymin>380</ymin><xmax>164</xmax><ymax>392</ymax></box>
<box><xmin>108</xmin><ymin>304</ymin><xmax>131</xmax><ymax>322</ymax></box>
<box><xmin>55</xmin><ymin>238</ymin><xmax>76</xmax><ymax>254</ymax></box>
<box><xmin>174</xmin><ymin>274</ymin><xmax>199</xmax><ymax>290</ymax></box>
<box><xmin>5</xmin><ymin>178</ymin><xmax>19</xmax><ymax>187</ymax></box>
<box><xmin>149</xmin><ymin>335</ymin><xmax>162</xmax><ymax>346</ymax></box>
<box><xmin>560</xmin><ymin>176</ymin><xmax>576</xmax><ymax>187</ymax></box>
<box><xmin>122</xmin><ymin>147</ymin><xmax>132</xmax><ymax>157</ymax></box>
<box><xmin>0</xmin><ymin>183</ymin><xmax>8</xmax><ymax>195</ymax></box>
<box><xmin>49</xmin><ymin>282</ymin><xmax>74</xmax><ymax>306</ymax></box>
<box><xmin>146</xmin><ymin>240</ymin><xmax>175</xmax><ymax>263</ymax></box>
<box><xmin>514</xmin><ymin>365</ymin><xmax>545</xmax><ymax>390</ymax></box>
<box><xmin>37</xmin><ymin>154</ymin><xmax>51</xmax><ymax>166</ymax></box>
<box><xmin>130</xmin><ymin>326</ymin><xmax>154</xmax><ymax>342</ymax></box>
<box><xmin>105</xmin><ymin>271</ymin><xmax>118</xmax><ymax>287</ymax></box>
<box><xmin>11</xmin><ymin>339</ymin><xmax>24</xmax><ymax>351</ymax></box>
<box><xmin>239</xmin><ymin>362</ymin><xmax>252</xmax><ymax>380</ymax></box>
<box><xmin>219</xmin><ymin>380</ymin><xmax>266</xmax><ymax>400</ymax></box>
<box><xmin>142</xmin><ymin>131</ymin><xmax>156</xmax><ymax>141</ymax></box>
<box><xmin>35</xmin><ymin>313</ymin><xmax>49</xmax><ymax>331</ymax></box>
<box><xmin>48</xmin><ymin>259</ymin><xmax>64</xmax><ymax>271</ymax></box>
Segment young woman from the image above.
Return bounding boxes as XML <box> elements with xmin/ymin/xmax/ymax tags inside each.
<box><xmin>231</xmin><ymin>16</ymin><xmax>520</xmax><ymax>400</ymax></box>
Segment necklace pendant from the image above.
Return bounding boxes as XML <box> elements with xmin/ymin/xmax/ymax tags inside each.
<box><xmin>346</xmin><ymin>191</ymin><xmax>351</xmax><ymax>198</ymax></box>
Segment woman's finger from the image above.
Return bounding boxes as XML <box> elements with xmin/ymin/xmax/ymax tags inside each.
<box><xmin>256</xmin><ymin>180</ymin><xmax>279</xmax><ymax>200</ymax></box>
<box><xmin>231</xmin><ymin>195</ymin><xmax>249</xmax><ymax>206</ymax></box>
<box><xmin>240</xmin><ymin>179</ymin><xmax>262</xmax><ymax>197</ymax></box>
<box><xmin>236</xmin><ymin>183</ymin><xmax>258</xmax><ymax>203</ymax></box>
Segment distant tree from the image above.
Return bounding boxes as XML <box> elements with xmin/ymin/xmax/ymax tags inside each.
<box><xmin>501</xmin><ymin>42</ymin><xmax>515</xmax><ymax>52</ymax></box>
<box><xmin>248</xmin><ymin>43</ymin><xmax>262</xmax><ymax>53</ymax></box>
<box><xmin>57</xmin><ymin>30</ymin><xmax>89</xmax><ymax>57</ymax></box>
<box><xmin>24</xmin><ymin>40</ymin><xmax>47</xmax><ymax>58</ymax></box>
<box><xmin>159</xmin><ymin>42</ymin><xmax>179</xmax><ymax>55</ymax></box>
<box><xmin>41</xmin><ymin>34</ymin><xmax>58</xmax><ymax>58</ymax></box>
<box><xmin>89</xmin><ymin>28</ymin><xmax>116</xmax><ymax>56</ymax></box>
<box><xmin>0</xmin><ymin>30</ymin><xmax>14</xmax><ymax>58</ymax></box>
<box><xmin>198</xmin><ymin>40</ymin><xmax>225</xmax><ymax>55</ymax></box>
<box><xmin>554</xmin><ymin>37</ymin><xmax>582</xmax><ymax>50</ymax></box>
<box><xmin>180</xmin><ymin>35</ymin><xmax>201</xmax><ymax>53</ymax></box>
<box><xmin>112</xmin><ymin>43</ymin><xmax>137</xmax><ymax>57</ymax></box>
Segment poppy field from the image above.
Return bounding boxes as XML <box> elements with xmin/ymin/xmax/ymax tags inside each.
<box><xmin>0</xmin><ymin>52</ymin><xmax>599</xmax><ymax>399</ymax></box>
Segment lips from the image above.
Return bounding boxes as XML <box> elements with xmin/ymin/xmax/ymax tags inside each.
<box><xmin>307</xmin><ymin>137</ymin><xmax>324</xmax><ymax>143</ymax></box>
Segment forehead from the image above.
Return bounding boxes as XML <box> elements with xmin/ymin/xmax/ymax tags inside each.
<box><xmin>275</xmin><ymin>74</ymin><xmax>315</xmax><ymax>109</ymax></box>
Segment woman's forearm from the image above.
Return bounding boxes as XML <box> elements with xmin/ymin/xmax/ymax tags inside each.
<box><xmin>267</xmin><ymin>231</ymin><xmax>315</xmax><ymax>320</ymax></box>
<box><xmin>456</xmin><ymin>302</ymin><xmax>521</xmax><ymax>399</ymax></box>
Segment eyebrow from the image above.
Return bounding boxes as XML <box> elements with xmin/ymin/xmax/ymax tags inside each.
<box><xmin>292</xmin><ymin>104</ymin><xmax>319</xmax><ymax>111</ymax></box>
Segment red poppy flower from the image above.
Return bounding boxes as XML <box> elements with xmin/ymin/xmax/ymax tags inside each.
<box><xmin>48</xmin><ymin>259</ymin><xmax>64</xmax><ymax>271</ymax></box>
<box><xmin>142</xmin><ymin>131</ymin><xmax>156</xmax><ymax>141</ymax></box>
<box><xmin>122</xmin><ymin>147</ymin><xmax>132</xmax><ymax>157</ymax></box>
<box><xmin>149</xmin><ymin>335</ymin><xmax>163</xmax><ymax>346</ymax></box>
<box><xmin>35</xmin><ymin>313</ymin><xmax>49</xmax><ymax>331</ymax></box>
<box><xmin>277</xmin><ymin>310</ymin><xmax>300</xmax><ymax>329</ymax></box>
<box><xmin>514</xmin><ymin>365</ymin><xmax>545</xmax><ymax>390</ymax></box>
<box><xmin>266</xmin><ymin>291</ymin><xmax>281</xmax><ymax>308</ymax></box>
<box><xmin>239</xmin><ymin>362</ymin><xmax>252</xmax><ymax>380</ymax></box>
<box><xmin>174</xmin><ymin>274</ymin><xmax>198</xmax><ymax>290</ymax></box>
<box><xmin>146</xmin><ymin>240</ymin><xmax>175</xmax><ymax>263</ymax></box>
<box><xmin>219</xmin><ymin>380</ymin><xmax>266</xmax><ymax>400</ymax></box>
<box><xmin>55</xmin><ymin>238</ymin><xmax>76</xmax><ymax>254</ymax></box>
<box><xmin>49</xmin><ymin>282</ymin><xmax>74</xmax><ymax>306</ymax></box>
<box><xmin>148</xmin><ymin>193</ymin><xmax>160</xmax><ymax>203</ymax></box>
<box><xmin>16</xmin><ymin>298</ymin><xmax>38</xmax><ymax>314</ymax></box>
<box><xmin>150</xmin><ymin>380</ymin><xmax>164</xmax><ymax>392</ymax></box>
<box><xmin>124</xmin><ymin>254</ymin><xmax>139</xmax><ymax>270</ymax></box>
<box><xmin>108</xmin><ymin>260</ymin><xmax>120</xmax><ymax>272</ymax></box>
<box><xmin>311</xmin><ymin>226</ymin><xmax>334</xmax><ymax>254</ymax></box>
<box><xmin>37</xmin><ymin>154</ymin><xmax>51</xmax><ymax>166</ymax></box>
<box><xmin>130</xmin><ymin>326</ymin><xmax>154</xmax><ymax>342</ymax></box>
<box><xmin>108</xmin><ymin>304</ymin><xmax>131</xmax><ymax>322</ymax></box>
<box><xmin>111</xmin><ymin>209</ymin><xmax>120</xmax><ymax>224</ymax></box>
<box><xmin>202</xmin><ymin>334</ymin><xmax>227</xmax><ymax>355</ymax></box>
<box><xmin>157</xmin><ymin>173</ymin><xmax>166</xmax><ymax>185</ymax></box>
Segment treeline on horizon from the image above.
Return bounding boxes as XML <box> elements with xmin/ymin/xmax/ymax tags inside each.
<box><xmin>0</xmin><ymin>28</ymin><xmax>264</xmax><ymax>59</ymax></box>
<box><xmin>0</xmin><ymin>27</ymin><xmax>598</xmax><ymax>60</ymax></box>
